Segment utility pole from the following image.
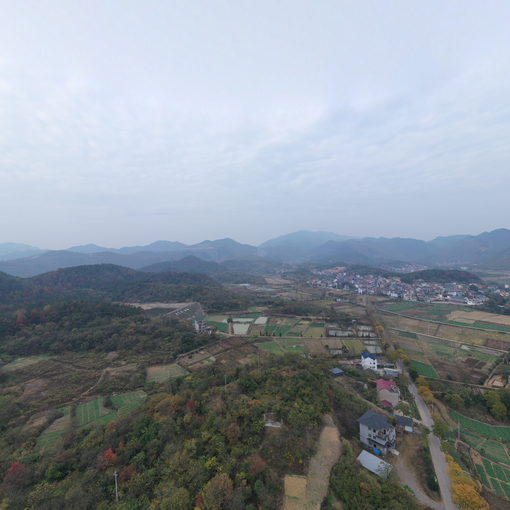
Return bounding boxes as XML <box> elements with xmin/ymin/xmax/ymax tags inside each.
<box><xmin>114</xmin><ymin>471</ymin><xmax>119</xmax><ymax>503</ymax></box>
<box><xmin>457</xmin><ymin>421</ymin><xmax>460</xmax><ymax>441</ymax></box>
<box><xmin>224</xmin><ymin>373</ymin><xmax>227</xmax><ymax>393</ymax></box>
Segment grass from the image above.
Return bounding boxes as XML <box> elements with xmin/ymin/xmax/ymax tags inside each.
<box><xmin>342</xmin><ymin>339</ymin><xmax>364</xmax><ymax>355</ymax></box>
<box><xmin>208</xmin><ymin>321</ymin><xmax>228</xmax><ymax>332</ymax></box>
<box><xmin>451</xmin><ymin>410</ymin><xmax>510</xmax><ymax>441</ymax></box>
<box><xmin>2</xmin><ymin>355</ymin><xmax>52</xmax><ymax>371</ymax></box>
<box><xmin>256</xmin><ymin>339</ymin><xmax>305</xmax><ymax>355</ymax></box>
<box><xmin>304</xmin><ymin>327</ymin><xmax>325</xmax><ymax>338</ymax></box>
<box><xmin>409</xmin><ymin>360</ymin><xmax>439</xmax><ymax>379</ymax></box>
<box><xmin>147</xmin><ymin>363</ymin><xmax>189</xmax><ymax>383</ymax></box>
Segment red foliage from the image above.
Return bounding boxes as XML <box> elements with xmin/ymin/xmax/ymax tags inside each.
<box><xmin>249</xmin><ymin>455</ymin><xmax>267</xmax><ymax>475</ymax></box>
<box><xmin>102</xmin><ymin>448</ymin><xmax>117</xmax><ymax>466</ymax></box>
<box><xmin>119</xmin><ymin>464</ymin><xmax>136</xmax><ymax>483</ymax></box>
<box><xmin>194</xmin><ymin>494</ymin><xmax>204</xmax><ymax>508</ymax></box>
<box><xmin>185</xmin><ymin>399</ymin><xmax>195</xmax><ymax>410</ymax></box>
<box><xmin>4</xmin><ymin>462</ymin><xmax>30</xmax><ymax>486</ymax></box>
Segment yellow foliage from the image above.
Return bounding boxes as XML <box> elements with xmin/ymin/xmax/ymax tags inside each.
<box><xmin>416</xmin><ymin>377</ymin><xmax>428</xmax><ymax>387</ymax></box>
<box><xmin>451</xmin><ymin>483</ymin><xmax>489</xmax><ymax>510</ymax></box>
<box><xmin>446</xmin><ymin>456</ymin><xmax>488</xmax><ymax>510</ymax></box>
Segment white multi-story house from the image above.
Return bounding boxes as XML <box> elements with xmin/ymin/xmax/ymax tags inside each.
<box><xmin>361</xmin><ymin>351</ymin><xmax>377</xmax><ymax>371</ymax></box>
<box><xmin>358</xmin><ymin>410</ymin><xmax>396</xmax><ymax>455</ymax></box>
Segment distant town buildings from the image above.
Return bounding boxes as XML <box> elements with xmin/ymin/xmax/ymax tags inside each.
<box><xmin>309</xmin><ymin>269</ymin><xmax>492</xmax><ymax>305</ymax></box>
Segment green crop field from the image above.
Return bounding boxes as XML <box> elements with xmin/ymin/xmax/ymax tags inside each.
<box><xmin>394</xmin><ymin>329</ymin><xmax>418</xmax><ymax>339</ymax></box>
<box><xmin>409</xmin><ymin>360</ymin><xmax>439</xmax><ymax>379</ymax></box>
<box><xmin>476</xmin><ymin>457</ymin><xmax>510</xmax><ymax>499</ymax></box>
<box><xmin>451</xmin><ymin>410</ymin><xmax>510</xmax><ymax>441</ymax></box>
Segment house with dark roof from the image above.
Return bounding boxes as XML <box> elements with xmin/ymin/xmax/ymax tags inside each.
<box><xmin>360</xmin><ymin>351</ymin><xmax>377</xmax><ymax>370</ymax></box>
<box><xmin>358</xmin><ymin>410</ymin><xmax>396</xmax><ymax>455</ymax></box>
<box><xmin>395</xmin><ymin>415</ymin><xmax>414</xmax><ymax>433</ymax></box>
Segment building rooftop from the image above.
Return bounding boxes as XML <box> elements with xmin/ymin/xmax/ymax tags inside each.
<box><xmin>356</xmin><ymin>450</ymin><xmax>392</xmax><ymax>478</ymax></box>
<box><xmin>376</xmin><ymin>379</ymin><xmax>398</xmax><ymax>392</ymax></box>
<box><xmin>396</xmin><ymin>416</ymin><xmax>414</xmax><ymax>428</ymax></box>
<box><xmin>361</xmin><ymin>351</ymin><xmax>377</xmax><ymax>360</ymax></box>
<box><xmin>358</xmin><ymin>410</ymin><xmax>392</xmax><ymax>430</ymax></box>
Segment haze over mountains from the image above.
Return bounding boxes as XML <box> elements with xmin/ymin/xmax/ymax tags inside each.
<box><xmin>1</xmin><ymin>229</ymin><xmax>510</xmax><ymax>277</ymax></box>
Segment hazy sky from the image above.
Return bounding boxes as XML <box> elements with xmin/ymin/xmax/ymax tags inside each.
<box><xmin>1</xmin><ymin>1</ymin><xmax>510</xmax><ymax>248</ymax></box>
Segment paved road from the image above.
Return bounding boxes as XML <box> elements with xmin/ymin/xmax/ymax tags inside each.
<box><xmin>408</xmin><ymin>382</ymin><xmax>458</xmax><ymax>510</ymax></box>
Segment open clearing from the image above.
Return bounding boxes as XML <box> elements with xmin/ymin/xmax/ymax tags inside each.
<box><xmin>448</xmin><ymin>310</ymin><xmax>510</xmax><ymax>327</ymax></box>
<box><xmin>283</xmin><ymin>416</ymin><xmax>340</xmax><ymax>510</ymax></box>
<box><xmin>147</xmin><ymin>363</ymin><xmax>189</xmax><ymax>383</ymax></box>
<box><xmin>2</xmin><ymin>355</ymin><xmax>52</xmax><ymax>371</ymax></box>
<box><xmin>256</xmin><ymin>338</ymin><xmax>305</xmax><ymax>355</ymax></box>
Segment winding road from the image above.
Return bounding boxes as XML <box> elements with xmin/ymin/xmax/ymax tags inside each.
<box><xmin>408</xmin><ymin>381</ymin><xmax>458</xmax><ymax>510</ymax></box>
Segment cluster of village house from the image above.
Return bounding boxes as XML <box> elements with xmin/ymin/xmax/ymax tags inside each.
<box><xmin>331</xmin><ymin>351</ymin><xmax>415</xmax><ymax>478</ymax></box>
<box><xmin>310</xmin><ymin>270</ymin><xmax>499</xmax><ymax>305</ymax></box>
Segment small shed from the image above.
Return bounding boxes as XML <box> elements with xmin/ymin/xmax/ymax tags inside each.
<box><xmin>396</xmin><ymin>416</ymin><xmax>414</xmax><ymax>433</ymax></box>
<box><xmin>330</xmin><ymin>367</ymin><xmax>344</xmax><ymax>377</ymax></box>
<box><xmin>356</xmin><ymin>450</ymin><xmax>392</xmax><ymax>478</ymax></box>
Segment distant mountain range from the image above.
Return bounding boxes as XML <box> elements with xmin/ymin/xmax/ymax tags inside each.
<box><xmin>2</xmin><ymin>228</ymin><xmax>510</xmax><ymax>276</ymax></box>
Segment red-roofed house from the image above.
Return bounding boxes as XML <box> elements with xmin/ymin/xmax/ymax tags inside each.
<box><xmin>376</xmin><ymin>379</ymin><xmax>400</xmax><ymax>408</ymax></box>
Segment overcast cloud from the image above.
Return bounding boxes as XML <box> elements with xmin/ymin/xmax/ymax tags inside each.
<box><xmin>1</xmin><ymin>1</ymin><xmax>510</xmax><ymax>248</ymax></box>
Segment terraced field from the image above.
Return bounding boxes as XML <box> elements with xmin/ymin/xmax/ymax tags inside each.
<box><xmin>37</xmin><ymin>391</ymin><xmax>147</xmax><ymax>451</ymax></box>
<box><xmin>451</xmin><ymin>410</ymin><xmax>510</xmax><ymax>442</ymax></box>
<box><xmin>476</xmin><ymin>458</ymin><xmax>510</xmax><ymax>499</ymax></box>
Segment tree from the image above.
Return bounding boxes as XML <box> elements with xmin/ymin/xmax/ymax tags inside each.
<box><xmin>3</xmin><ymin>462</ymin><xmax>31</xmax><ymax>487</ymax></box>
<box><xmin>432</xmin><ymin>414</ymin><xmax>449</xmax><ymax>439</ymax></box>
<box><xmin>200</xmin><ymin>473</ymin><xmax>234</xmax><ymax>509</ymax></box>
<box><xmin>445</xmin><ymin>393</ymin><xmax>465</xmax><ymax>409</ymax></box>
<box><xmin>159</xmin><ymin>488</ymin><xmax>191</xmax><ymax>510</ymax></box>
<box><xmin>490</xmin><ymin>401</ymin><xmax>507</xmax><ymax>421</ymax></box>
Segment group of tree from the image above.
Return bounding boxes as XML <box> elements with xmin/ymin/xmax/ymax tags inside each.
<box><xmin>0</xmin><ymin>356</ymin><xmax>400</xmax><ymax>510</ymax></box>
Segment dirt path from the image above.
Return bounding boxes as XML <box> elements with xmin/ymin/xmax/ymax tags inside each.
<box><xmin>283</xmin><ymin>415</ymin><xmax>341</xmax><ymax>510</ymax></box>
<box><xmin>80</xmin><ymin>369</ymin><xmax>106</xmax><ymax>397</ymax></box>
<box><xmin>394</xmin><ymin>453</ymin><xmax>443</xmax><ymax>510</ymax></box>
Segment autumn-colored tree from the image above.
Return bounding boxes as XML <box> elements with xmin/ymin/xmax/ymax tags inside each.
<box><xmin>97</xmin><ymin>447</ymin><xmax>117</xmax><ymax>470</ymax></box>
<box><xmin>249</xmin><ymin>455</ymin><xmax>267</xmax><ymax>475</ymax></box>
<box><xmin>418</xmin><ymin>385</ymin><xmax>434</xmax><ymax>403</ymax></box>
<box><xmin>3</xmin><ymin>462</ymin><xmax>31</xmax><ymax>486</ymax></box>
<box><xmin>446</xmin><ymin>455</ymin><xmax>489</xmax><ymax>510</ymax></box>
<box><xmin>200</xmin><ymin>473</ymin><xmax>234</xmax><ymax>509</ymax></box>
<box><xmin>119</xmin><ymin>464</ymin><xmax>136</xmax><ymax>483</ymax></box>
<box><xmin>416</xmin><ymin>377</ymin><xmax>428</xmax><ymax>387</ymax></box>
<box><xmin>15</xmin><ymin>309</ymin><xmax>26</xmax><ymax>327</ymax></box>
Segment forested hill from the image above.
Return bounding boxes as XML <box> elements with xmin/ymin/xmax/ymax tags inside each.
<box><xmin>0</xmin><ymin>356</ymin><xmax>421</xmax><ymax>509</ymax></box>
<box><xmin>0</xmin><ymin>264</ymin><xmax>249</xmax><ymax>312</ymax></box>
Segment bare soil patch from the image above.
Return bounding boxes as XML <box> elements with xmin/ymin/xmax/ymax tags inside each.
<box><xmin>282</xmin><ymin>416</ymin><xmax>341</xmax><ymax>510</ymax></box>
